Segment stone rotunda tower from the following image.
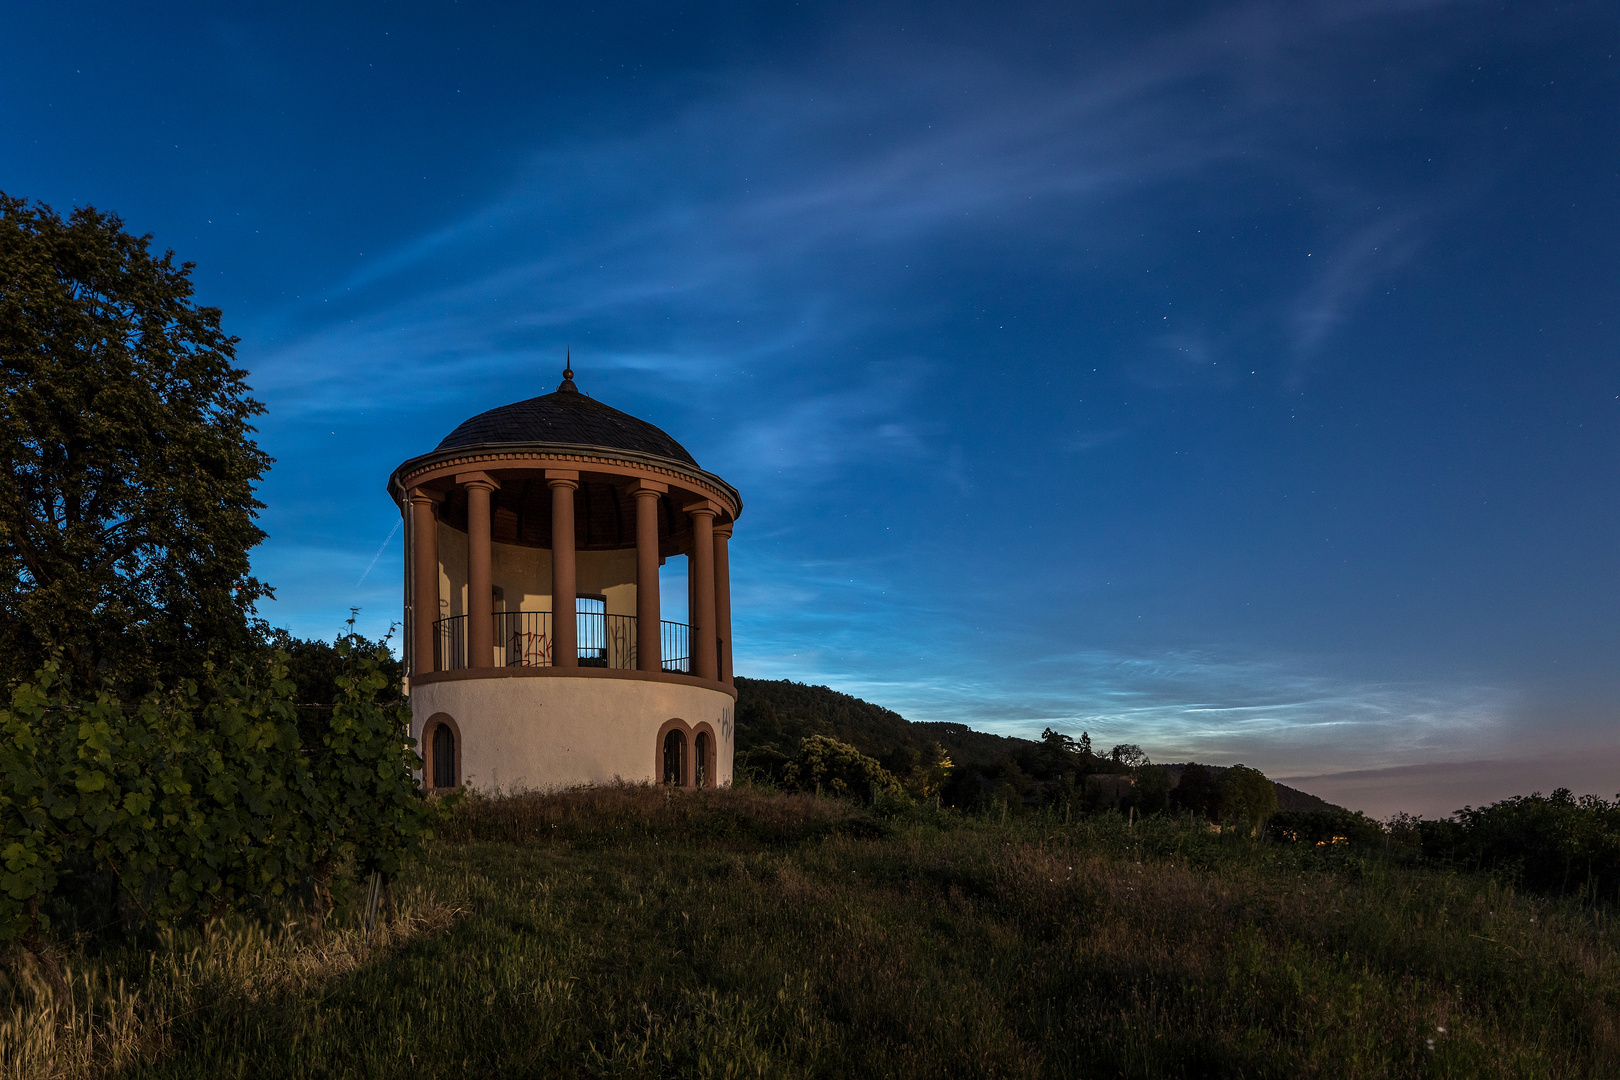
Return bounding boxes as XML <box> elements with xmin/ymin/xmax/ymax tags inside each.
<box><xmin>387</xmin><ymin>365</ymin><xmax>740</xmax><ymax>792</ymax></box>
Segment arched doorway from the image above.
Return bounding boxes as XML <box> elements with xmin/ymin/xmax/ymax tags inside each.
<box><xmin>432</xmin><ymin>723</ymin><xmax>457</xmax><ymax>789</ymax></box>
<box><xmin>662</xmin><ymin>729</ymin><xmax>686</xmax><ymax>786</ymax></box>
<box><xmin>694</xmin><ymin>731</ymin><xmax>710</xmax><ymax>789</ymax></box>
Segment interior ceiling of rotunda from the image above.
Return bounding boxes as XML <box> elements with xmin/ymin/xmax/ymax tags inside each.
<box><xmin>431</xmin><ymin>474</ymin><xmax>722</xmax><ymax>557</ymax></box>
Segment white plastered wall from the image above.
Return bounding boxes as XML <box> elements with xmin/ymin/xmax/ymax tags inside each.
<box><xmin>410</xmin><ymin>676</ymin><xmax>734</xmax><ymax>792</ymax></box>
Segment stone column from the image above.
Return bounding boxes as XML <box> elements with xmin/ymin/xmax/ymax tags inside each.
<box><xmin>713</xmin><ymin>521</ymin><xmax>734</xmax><ymax>686</ymax></box>
<box><xmin>458</xmin><ymin>473</ymin><xmax>499</xmax><ymax>669</ymax></box>
<box><xmin>406</xmin><ymin>488</ymin><xmax>441</xmax><ymax>676</ymax></box>
<box><xmin>686</xmin><ymin>501</ymin><xmax>718</xmax><ymax>681</ymax></box>
<box><xmin>631</xmin><ymin>481</ymin><xmax>668</xmax><ymax>672</ymax></box>
<box><xmin>547</xmin><ymin>470</ymin><xmax>579</xmax><ymax>667</ymax></box>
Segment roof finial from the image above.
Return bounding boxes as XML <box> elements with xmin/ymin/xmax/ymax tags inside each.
<box><xmin>559</xmin><ymin>350</ymin><xmax>577</xmax><ymax>393</ymax></box>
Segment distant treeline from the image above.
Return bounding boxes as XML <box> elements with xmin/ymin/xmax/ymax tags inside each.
<box><xmin>1261</xmin><ymin>795</ymin><xmax>1620</xmax><ymax>906</ymax></box>
<box><xmin>734</xmin><ymin>677</ymin><xmax>1314</xmax><ymax>821</ymax></box>
<box><xmin>733</xmin><ymin>677</ymin><xmax>1620</xmax><ymax>905</ymax></box>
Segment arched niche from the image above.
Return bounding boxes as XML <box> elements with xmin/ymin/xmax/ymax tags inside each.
<box><xmin>423</xmin><ymin>712</ymin><xmax>463</xmax><ymax>791</ymax></box>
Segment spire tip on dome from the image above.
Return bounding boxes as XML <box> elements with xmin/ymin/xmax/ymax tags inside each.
<box><xmin>559</xmin><ymin>349</ymin><xmax>577</xmax><ymax>393</ymax></box>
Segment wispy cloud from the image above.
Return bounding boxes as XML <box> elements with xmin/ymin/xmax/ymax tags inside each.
<box><xmin>241</xmin><ymin>0</ymin><xmax>1459</xmax><ymax>421</ymax></box>
<box><xmin>860</xmin><ymin>649</ymin><xmax>1511</xmax><ymax>775</ymax></box>
<box><xmin>731</xmin><ymin>547</ymin><xmax>1514</xmax><ymax>779</ymax></box>
<box><xmin>721</xmin><ymin>363</ymin><xmax>928</xmax><ymax>488</ymax></box>
<box><xmin>1291</xmin><ymin>215</ymin><xmax>1425</xmax><ymax>360</ymax></box>
<box><xmin>239</xmin><ymin>0</ymin><xmax>1539</xmax><ymax>794</ymax></box>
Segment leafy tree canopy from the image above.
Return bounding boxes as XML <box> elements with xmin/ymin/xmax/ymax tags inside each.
<box><xmin>1218</xmin><ymin>764</ymin><xmax>1279</xmax><ymax>832</ymax></box>
<box><xmin>1170</xmin><ymin>763</ymin><xmax>1218</xmax><ymax>816</ymax></box>
<box><xmin>781</xmin><ymin>735</ymin><xmax>905</xmax><ymax>801</ymax></box>
<box><xmin>1110</xmin><ymin>743</ymin><xmax>1148</xmax><ymax>769</ymax></box>
<box><xmin>0</xmin><ymin>193</ymin><xmax>271</xmax><ymax>692</ymax></box>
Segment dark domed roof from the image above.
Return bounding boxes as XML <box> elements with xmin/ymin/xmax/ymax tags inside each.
<box><xmin>436</xmin><ymin>370</ymin><xmax>698</xmax><ymax>467</ymax></box>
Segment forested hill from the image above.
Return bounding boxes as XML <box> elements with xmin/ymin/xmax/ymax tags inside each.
<box><xmin>733</xmin><ymin>676</ymin><xmax>1341</xmax><ymax>812</ymax></box>
<box><xmin>1157</xmin><ymin>763</ymin><xmax>1341</xmax><ymax>814</ymax></box>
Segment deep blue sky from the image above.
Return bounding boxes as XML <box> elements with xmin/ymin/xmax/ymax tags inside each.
<box><xmin>5</xmin><ymin>1</ymin><xmax>1616</xmax><ymax>814</ymax></box>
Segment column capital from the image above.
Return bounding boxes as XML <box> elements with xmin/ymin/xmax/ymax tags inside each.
<box><xmin>544</xmin><ymin>468</ymin><xmax>580</xmax><ymax>489</ymax></box>
<box><xmin>628</xmin><ymin>479</ymin><xmax>668</xmax><ymax>497</ymax></box>
<box><xmin>406</xmin><ymin>486</ymin><xmax>445</xmax><ymax>504</ymax></box>
<box><xmin>683</xmin><ymin>498</ymin><xmax>721</xmax><ymax>518</ymax></box>
<box><xmin>455</xmin><ymin>471</ymin><xmax>500</xmax><ymax>491</ymax></box>
<box><xmin>713</xmin><ymin>521</ymin><xmax>734</xmax><ymax>540</ymax></box>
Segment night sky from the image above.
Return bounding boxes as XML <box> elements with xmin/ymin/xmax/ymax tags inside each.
<box><xmin>5</xmin><ymin>2</ymin><xmax>1616</xmax><ymax>815</ymax></box>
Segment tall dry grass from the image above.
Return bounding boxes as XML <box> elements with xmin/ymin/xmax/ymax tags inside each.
<box><xmin>133</xmin><ymin>787</ymin><xmax>1620</xmax><ymax>1078</ymax></box>
<box><xmin>440</xmin><ymin>779</ymin><xmax>877</xmax><ymax>847</ymax></box>
<box><xmin>0</xmin><ymin>881</ymin><xmax>463</xmax><ymax>1080</ymax></box>
<box><xmin>11</xmin><ymin>787</ymin><xmax>1620</xmax><ymax>1077</ymax></box>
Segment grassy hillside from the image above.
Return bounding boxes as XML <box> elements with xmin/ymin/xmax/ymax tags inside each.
<box><xmin>735</xmin><ymin>676</ymin><xmax>1341</xmax><ymax>812</ymax></box>
<box><xmin>18</xmin><ymin>786</ymin><xmax>1612</xmax><ymax>1078</ymax></box>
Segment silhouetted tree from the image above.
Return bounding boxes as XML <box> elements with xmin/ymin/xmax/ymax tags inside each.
<box><xmin>1110</xmin><ymin>744</ymin><xmax>1147</xmax><ymax>769</ymax></box>
<box><xmin>1129</xmin><ymin>765</ymin><xmax>1172</xmax><ymax>816</ymax></box>
<box><xmin>1171</xmin><ymin>763</ymin><xmax>1218</xmax><ymax>817</ymax></box>
<box><xmin>1218</xmin><ymin>764</ymin><xmax>1278</xmax><ymax>834</ymax></box>
<box><xmin>0</xmin><ymin>193</ymin><xmax>271</xmax><ymax>692</ymax></box>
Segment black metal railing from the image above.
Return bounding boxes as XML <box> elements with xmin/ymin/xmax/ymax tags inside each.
<box><xmin>435</xmin><ymin>613</ymin><xmax>468</xmax><ymax>671</ymax></box>
<box><xmin>577</xmin><ymin>612</ymin><xmax>637</xmax><ymax>669</ymax></box>
<box><xmin>661</xmin><ymin>620</ymin><xmax>690</xmax><ymax>674</ymax></box>
<box><xmin>434</xmin><ymin>610</ymin><xmax>695</xmax><ymax>674</ymax></box>
<box><xmin>493</xmin><ymin>610</ymin><xmax>553</xmax><ymax>668</ymax></box>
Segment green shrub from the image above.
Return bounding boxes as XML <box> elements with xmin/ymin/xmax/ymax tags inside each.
<box><xmin>1268</xmin><ymin>808</ymin><xmax>1386</xmax><ymax>848</ymax></box>
<box><xmin>782</xmin><ymin>735</ymin><xmax>906</xmax><ymax>802</ymax></box>
<box><xmin>0</xmin><ymin>633</ymin><xmax>441</xmax><ymax>974</ymax></box>
<box><xmin>1433</xmin><ymin>789</ymin><xmax>1620</xmax><ymax>903</ymax></box>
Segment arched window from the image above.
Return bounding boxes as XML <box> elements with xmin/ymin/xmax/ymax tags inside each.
<box><xmin>662</xmin><ymin>729</ymin><xmax>686</xmax><ymax>786</ymax></box>
<box><xmin>694</xmin><ymin>731</ymin><xmax>710</xmax><ymax>789</ymax></box>
<box><xmin>432</xmin><ymin>723</ymin><xmax>457</xmax><ymax>789</ymax></box>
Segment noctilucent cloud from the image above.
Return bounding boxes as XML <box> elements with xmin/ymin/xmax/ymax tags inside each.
<box><xmin>5</xmin><ymin>2</ymin><xmax>1615</xmax><ymax>816</ymax></box>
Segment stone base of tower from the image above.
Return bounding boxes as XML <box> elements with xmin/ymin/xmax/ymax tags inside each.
<box><xmin>408</xmin><ymin>670</ymin><xmax>735</xmax><ymax>793</ymax></box>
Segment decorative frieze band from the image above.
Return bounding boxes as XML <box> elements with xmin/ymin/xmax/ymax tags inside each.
<box><xmin>393</xmin><ymin>447</ymin><xmax>738</xmax><ymax>518</ymax></box>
